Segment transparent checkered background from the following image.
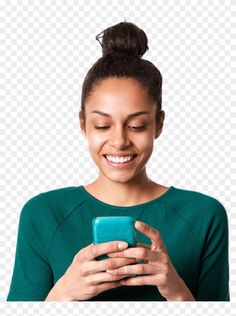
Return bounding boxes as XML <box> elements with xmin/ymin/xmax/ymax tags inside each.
<box><xmin>0</xmin><ymin>0</ymin><xmax>235</xmax><ymax>315</ymax></box>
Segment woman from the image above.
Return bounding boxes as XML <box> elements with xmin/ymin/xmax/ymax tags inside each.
<box><xmin>6</xmin><ymin>21</ymin><xmax>230</xmax><ymax>301</ymax></box>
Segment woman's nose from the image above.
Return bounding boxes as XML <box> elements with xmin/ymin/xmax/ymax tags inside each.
<box><xmin>108</xmin><ymin>127</ymin><xmax>130</xmax><ymax>147</ymax></box>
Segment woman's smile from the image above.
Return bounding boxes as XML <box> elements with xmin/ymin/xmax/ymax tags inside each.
<box><xmin>103</xmin><ymin>154</ymin><xmax>138</xmax><ymax>169</ymax></box>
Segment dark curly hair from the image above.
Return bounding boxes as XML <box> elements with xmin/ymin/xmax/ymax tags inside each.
<box><xmin>80</xmin><ymin>20</ymin><xmax>163</xmax><ymax>126</ymax></box>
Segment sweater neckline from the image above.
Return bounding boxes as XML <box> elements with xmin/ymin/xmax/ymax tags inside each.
<box><xmin>78</xmin><ymin>185</ymin><xmax>175</xmax><ymax>210</ymax></box>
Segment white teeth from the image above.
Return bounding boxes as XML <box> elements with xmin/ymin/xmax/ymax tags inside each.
<box><xmin>106</xmin><ymin>155</ymin><xmax>134</xmax><ymax>163</ymax></box>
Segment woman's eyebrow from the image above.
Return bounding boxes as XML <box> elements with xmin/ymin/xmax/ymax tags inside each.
<box><xmin>90</xmin><ymin>110</ymin><xmax>150</xmax><ymax>119</ymax></box>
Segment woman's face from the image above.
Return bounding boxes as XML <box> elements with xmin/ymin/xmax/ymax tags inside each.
<box><xmin>79</xmin><ymin>77</ymin><xmax>165</xmax><ymax>184</ymax></box>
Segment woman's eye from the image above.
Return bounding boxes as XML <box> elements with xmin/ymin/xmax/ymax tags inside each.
<box><xmin>129</xmin><ymin>125</ymin><xmax>146</xmax><ymax>130</ymax></box>
<box><xmin>95</xmin><ymin>126</ymin><xmax>109</xmax><ymax>130</ymax></box>
<box><xmin>94</xmin><ymin>125</ymin><xmax>146</xmax><ymax>131</ymax></box>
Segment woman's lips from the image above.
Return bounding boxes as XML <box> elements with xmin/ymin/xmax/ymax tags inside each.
<box><xmin>103</xmin><ymin>155</ymin><xmax>137</xmax><ymax>168</ymax></box>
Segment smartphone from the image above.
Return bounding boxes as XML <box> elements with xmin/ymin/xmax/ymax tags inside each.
<box><xmin>92</xmin><ymin>216</ymin><xmax>148</xmax><ymax>279</ymax></box>
<box><xmin>92</xmin><ymin>216</ymin><xmax>137</xmax><ymax>261</ymax></box>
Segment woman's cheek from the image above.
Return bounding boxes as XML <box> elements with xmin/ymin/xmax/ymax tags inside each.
<box><xmin>138</xmin><ymin>132</ymin><xmax>155</xmax><ymax>151</ymax></box>
<box><xmin>87</xmin><ymin>134</ymin><xmax>106</xmax><ymax>156</ymax></box>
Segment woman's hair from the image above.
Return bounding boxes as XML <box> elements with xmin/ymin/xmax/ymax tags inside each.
<box><xmin>80</xmin><ymin>20</ymin><xmax>163</xmax><ymax>123</ymax></box>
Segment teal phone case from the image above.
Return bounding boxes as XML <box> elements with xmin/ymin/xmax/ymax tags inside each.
<box><xmin>92</xmin><ymin>216</ymin><xmax>137</xmax><ymax>261</ymax></box>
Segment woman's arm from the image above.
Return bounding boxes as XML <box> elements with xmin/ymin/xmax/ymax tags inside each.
<box><xmin>195</xmin><ymin>199</ymin><xmax>230</xmax><ymax>301</ymax></box>
<box><xmin>6</xmin><ymin>195</ymin><xmax>54</xmax><ymax>301</ymax></box>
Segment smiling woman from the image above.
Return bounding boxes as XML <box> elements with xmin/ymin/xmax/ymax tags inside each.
<box><xmin>6</xmin><ymin>20</ymin><xmax>230</xmax><ymax>302</ymax></box>
<box><xmin>79</xmin><ymin>76</ymin><xmax>164</xmax><ymax>192</ymax></box>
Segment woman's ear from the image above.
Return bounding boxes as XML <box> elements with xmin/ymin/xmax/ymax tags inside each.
<box><xmin>79</xmin><ymin>111</ymin><xmax>86</xmax><ymax>138</ymax></box>
<box><xmin>155</xmin><ymin>110</ymin><xmax>165</xmax><ymax>139</ymax></box>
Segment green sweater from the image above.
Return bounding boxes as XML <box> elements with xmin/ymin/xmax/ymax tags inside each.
<box><xmin>6</xmin><ymin>185</ymin><xmax>230</xmax><ymax>301</ymax></box>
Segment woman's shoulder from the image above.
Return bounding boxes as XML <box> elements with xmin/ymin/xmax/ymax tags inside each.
<box><xmin>171</xmin><ymin>185</ymin><xmax>225</xmax><ymax>206</ymax></box>
<box><xmin>169</xmin><ymin>185</ymin><xmax>228</xmax><ymax>223</ymax></box>
<box><xmin>19</xmin><ymin>185</ymin><xmax>86</xmax><ymax>224</ymax></box>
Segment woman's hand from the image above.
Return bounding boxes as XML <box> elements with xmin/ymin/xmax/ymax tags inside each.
<box><xmin>106</xmin><ymin>221</ymin><xmax>196</xmax><ymax>301</ymax></box>
<box><xmin>45</xmin><ymin>240</ymin><xmax>136</xmax><ymax>301</ymax></box>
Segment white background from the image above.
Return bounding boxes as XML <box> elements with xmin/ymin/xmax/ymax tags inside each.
<box><xmin>0</xmin><ymin>0</ymin><xmax>234</xmax><ymax>315</ymax></box>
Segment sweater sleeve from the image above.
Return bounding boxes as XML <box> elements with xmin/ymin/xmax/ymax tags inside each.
<box><xmin>196</xmin><ymin>198</ymin><xmax>230</xmax><ymax>301</ymax></box>
<box><xmin>6</xmin><ymin>194</ymin><xmax>54</xmax><ymax>301</ymax></box>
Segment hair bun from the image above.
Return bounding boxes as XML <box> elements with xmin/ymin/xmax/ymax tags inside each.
<box><xmin>96</xmin><ymin>21</ymin><xmax>149</xmax><ymax>59</ymax></box>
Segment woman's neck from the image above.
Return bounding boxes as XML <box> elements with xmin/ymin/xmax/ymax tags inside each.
<box><xmin>84</xmin><ymin>178</ymin><xmax>168</xmax><ymax>206</ymax></box>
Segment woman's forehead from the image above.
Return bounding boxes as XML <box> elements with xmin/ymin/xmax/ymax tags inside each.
<box><xmin>88</xmin><ymin>78</ymin><xmax>150</xmax><ymax>103</ymax></box>
<box><xmin>86</xmin><ymin>80</ymin><xmax>154</xmax><ymax>112</ymax></box>
<box><xmin>88</xmin><ymin>109</ymin><xmax>151</xmax><ymax>120</ymax></box>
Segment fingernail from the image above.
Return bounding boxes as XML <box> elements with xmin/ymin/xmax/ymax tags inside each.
<box><xmin>118</xmin><ymin>242</ymin><xmax>128</xmax><ymax>249</ymax></box>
